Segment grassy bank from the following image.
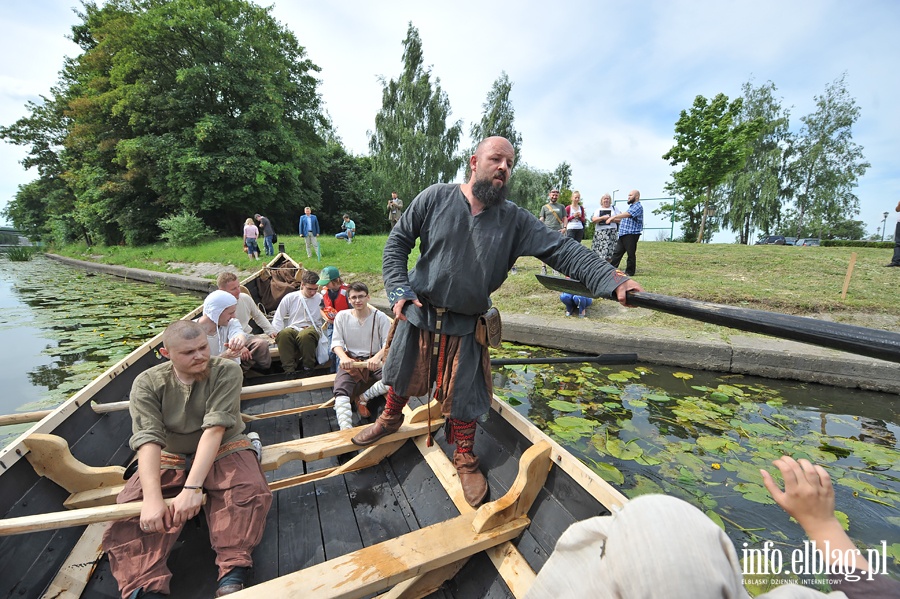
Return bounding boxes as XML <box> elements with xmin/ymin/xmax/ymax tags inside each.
<box><xmin>52</xmin><ymin>236</ymin><xmax>900</xmax><ymax>334</ymax></box>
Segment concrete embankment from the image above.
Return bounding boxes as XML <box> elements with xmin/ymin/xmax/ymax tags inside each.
<box><xmin>46</xmin><ymin>253</ymin><xmax>900</xmax><ymax>396</ymax></box>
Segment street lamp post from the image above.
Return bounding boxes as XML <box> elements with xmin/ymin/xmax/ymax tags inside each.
<box><xmin>883</xmin><ymin>212</ymin><xmax>890</xmax><ymax>242</ymax></box>
<box><xmin>612</xmin><ymin>189</ymin><xmax>619</xmax><ymax>203</ymax></box>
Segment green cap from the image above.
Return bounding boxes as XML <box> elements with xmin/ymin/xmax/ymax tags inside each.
<box><xmin>317</xmin><ymin>266</ymin><xmax>340</xmax><ymax>286</ymax></box>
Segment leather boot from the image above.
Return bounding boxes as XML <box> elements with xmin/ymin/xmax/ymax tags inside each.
<box><xmin>453</xmin><ymin>450</ymin><xmax>488</xmax><ymax>507</ymax></box>
<box><xmin>351</xmin><ymin>412</ymin><xmax>403</xmax><ymax>446</ymax></box>
<box><xmin>353</xmin><ymin>396</ymin><xmax>371</xmax><ymax>418</ymax></box>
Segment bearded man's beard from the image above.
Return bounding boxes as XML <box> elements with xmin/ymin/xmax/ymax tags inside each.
<box><xmin>193</xmin><ymin>364</ymin><xmax>212</xmax><ymax>382</ymax></box>
<box><xmin>472</xmin><ymin>178</ymin><xmax>509</xmax><ymax>208</ymax></box>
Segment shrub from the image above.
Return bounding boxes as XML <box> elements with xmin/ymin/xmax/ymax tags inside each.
<box><xmin>158</xmin><ymin>211</ymin><xmax>215</xmax><ymax>247</ymax></box>
<box><xmin>5</xmin><ymin>246</ymin><xmax>37</xmax><ymax>261</ymax></box>
<box><xmin>821</xmin><ymin>240</ymin><xmax>893</xmax><ymax>249</ymax></box>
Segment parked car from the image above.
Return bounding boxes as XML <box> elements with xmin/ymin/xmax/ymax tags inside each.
<box><xmin>784</xmin><ymin>236</ymin><xmax>797</xmax><ymax>246</ymax></box>
<box><xmin>756</xmin><ymin>235</ymin><xmax>786</xmax><ymax>245</ymax></box>
<box><xmin>795</xmin><ymin>238</ymin><xmax>821</xmax><ymax>247</ymax></box>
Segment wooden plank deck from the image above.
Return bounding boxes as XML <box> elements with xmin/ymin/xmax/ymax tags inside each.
<box><xmin>28</xmin><ymin>386</ymin><xmax>608</xmax><ymax>599</ymax></box>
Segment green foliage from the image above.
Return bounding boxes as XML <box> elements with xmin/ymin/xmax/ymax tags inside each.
<box><xmin>368</xmin><ymin>23</ymin><xmax>463</xmax><ymax>204</ymax></box>
<box><xmin>663</xmin><ymin>93</ymin><xmax>763</xmax><ymax>243</ymax></box>
<box><xmin>158</xmin><ymin>211</ymin><xmax>215</xmax><ymax>247</ymax></box>
<box><xmin>822</xmin><ymin>239</ymin><xmax>892</xmax><ymax>248</ymax></box>
<box><xmin>2</xmin><ymin>0</ymin><xmax>327</xmax><ymax>246</ymax></box>
<box><xmin>468</xmin><ymin>71</ymin><xmax>523</xmax><ymax>166</ymax></box>
<box><xmin>721</xmin><ymin>80</ymin><xmax>791</xmax><ymax>244</ymax></box>
<box><xmin>4</xmin><ymin>246</ymin><xmax>38</xmax><ymax>261</ymax></box>
<box><xmin>783</xmin><ymin>73</ymin><xmax>870</xmax><ymax>238</ymax></box>
<box><xmin>507</xmin><ymin>163</ymin><xmax>554</xmax><ymax>213</ymax></box>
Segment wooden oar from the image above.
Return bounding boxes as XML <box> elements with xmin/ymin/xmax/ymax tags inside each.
<box><xmin>348</xmin><ymin>354</ymin><xmax>637</xmax><ymax>370</ymax></box>
<box><xmin>1</xmin><ymin>373</ymin><xmax>338</xmax><ymax>427</ymax></box>
<box><xmin>536</xmin><ymin>274</ymin><xmax>900</xmax><ymax>364</ymax></box>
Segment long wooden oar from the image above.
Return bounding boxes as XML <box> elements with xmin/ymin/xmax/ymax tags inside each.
<box><xmin>536</xmin><ymin>274</ymin><xmax>900</xmax><ymax>364</ymax></box>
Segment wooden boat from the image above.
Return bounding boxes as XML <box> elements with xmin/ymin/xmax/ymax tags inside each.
<box><xmin>0</xmin><ymin>253</ymin><xmax>630</xmax><ymax>599</ymax></box>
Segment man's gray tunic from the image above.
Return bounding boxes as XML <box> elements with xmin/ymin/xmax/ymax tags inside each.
<box><xmin>383</xmin><ymin>184</ymin><xmax>630</xmax><ymax>421</ymax></box>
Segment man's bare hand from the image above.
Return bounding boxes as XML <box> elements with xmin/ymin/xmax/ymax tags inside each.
<box><xmin>171</xmin><ymin>487</ymin><xmax>203</xmax><ymax>527</ymax></box>
<box><xmin>614</xmin><ymin>279</ymin><xmax>644</xmax><ymax>307</ymax></box>
<box><xmin>240</xmin><ymin>347</ymin><xmax>252</xmax><ymax>361</ymax></box>
<box><xmin>393</xmin><ymin>298</ymin><xmax>423</xmax><ymax>321</ymax></box>
<box><xmin>339</xmin><ymin>356</ymin><xmax>354</xmax><ymax>371</ymax></box>
<box><xmin>140</xmin><ymin>494</ymin><xmax>171</xmax><ymax>533</ymax></box>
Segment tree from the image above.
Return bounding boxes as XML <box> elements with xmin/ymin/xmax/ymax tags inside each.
<box><xmin>663</xmin><ymin>93</ymin><xmax>762</xmax><ymax>242</ymax></box>
<box><xmin>369</xmin><ymin>23</ymin><xmax>463</xmax><ymax>205</ymax></box>
<box><xmin>2</xmin><ymin>0</ymin><xmax>327</xmax><ymax>245</ymax></box>
<box><xmin>784</xmin><ymin>74</ymin><xmax>870</xmax><ymax>238</ymax></box>
<box><xmin>551</xmin><ymin>162</ymin><xmax>573</xmax><ymax>192</ymax></box>
<box><xmin>720</xmin><ymin>81</ymin><xmax>791</xmax><ymax>244</ymax></box>
<box><xmin>469</xmin><ymin>72</ymin><xmax>523</xmax><ymax>163</ymax></box>
<box><xmin>654</xmin><ymin>178</ymin><xmax>720</xmax><ymax>243</ymax></box>
<box><xmin>507</xmin><ymin>163</ymin><xmax>552</xmax><ymax>213</ymax></box>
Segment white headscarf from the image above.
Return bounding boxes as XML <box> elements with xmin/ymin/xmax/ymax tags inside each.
<box><xmin>203</xmin><ymin>290</ymin><xmax>237</xmax><ymax>325</ymax></box>
<box><xmin>526</xmin><ymin>494</ymin><xmax>842</xmax><ymax>599</ymax></box>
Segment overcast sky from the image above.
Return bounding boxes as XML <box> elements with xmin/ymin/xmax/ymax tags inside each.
<box><xmin>2</xmin><ymin>1</ymin><xmax>899</xmax><ymax>240</ymax></box>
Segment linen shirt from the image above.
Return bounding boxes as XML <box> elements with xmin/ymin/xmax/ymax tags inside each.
<box><xmin>331</xmin><ymin>308</ymin><xmax>391</xmax><ymax>358</ymax></box>
<box><xmin>128</xmin><ymin>357</ymin><xmax>245</xmax><ymax>457</ymax></box>
<box><xmin>272</xmin><ymin>291</ymin><xmax>324</xmax><ymax>333</ymax></box>
<box><xmin>383</xmin><ymin>183</ymin><xmax>630</xmax><ymax>336</ymax></box>
<box><xmin>618</xmin><ymin>202</ymin><xmax>644</xmax><ymax>237</ymax></box>
<box><xmin>236</xmin><ymin>292</ymin><xmax>276</xmax><ymax>335</ymax></box>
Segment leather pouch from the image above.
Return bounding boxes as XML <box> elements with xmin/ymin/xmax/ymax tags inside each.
<box><xmin>475</xmin><ymin>307</ymin><xmax>502</xmax><ymax>348</ymax></box>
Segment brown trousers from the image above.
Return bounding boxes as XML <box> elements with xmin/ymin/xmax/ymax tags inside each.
<box><xmin>241</xmin><ymin>334</ymin><xmax>273</xmax><ymax>372</ymax></box>
<box><xmin>102</xmin><ymin>450</ymin><xmax>272</xmax><ymax>599</ymax></box>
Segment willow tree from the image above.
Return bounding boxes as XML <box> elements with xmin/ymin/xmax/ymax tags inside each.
<box><xmin>721</xmin><ymin>81</ymin><xmax>790</xmax><ymax>244</ymax></box>
<box><xmin>784</xmin><ymin>74</ymin><xmax>869</xmax><ymax>238</ymax></box>
<box><xmin>469</xmin><ymin>71</ymin><xmax>523</xmax><ymax>163</ymax></box>
<box><xmin>663</xmin><ymin>93</ymin><xmax>762</xmax><ymax>243</ymax></box>
<box><xmin>369</xmin><ymin>23</ymin><xmax>463</xmax><ymax>204</ymax></box>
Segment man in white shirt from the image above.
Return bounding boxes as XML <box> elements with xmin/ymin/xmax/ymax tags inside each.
<box><xmin>216</xmin><ymin>272</ymin><xmax>275</xmax><ymax>372</ymax></box>
<box><xmin>330</xmin><ymin>283</ymin><xmax>392</xmax><ymax>428</ymax></box>
<box><xmin>271</xmin><ymin>270</ymin><xmax>324</xmax><ymax>373</ymax></box>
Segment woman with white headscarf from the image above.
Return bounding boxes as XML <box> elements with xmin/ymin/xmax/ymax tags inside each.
<box><xmin>196</xmin><ymin>290</ymin><xmax>246</xmax><ymax>363</ymax></box>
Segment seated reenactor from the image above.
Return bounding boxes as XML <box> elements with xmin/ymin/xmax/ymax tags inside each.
<box><xmin>271</xmin><ymin>269</ymin><xmax>324</xmax><ymax>373</ymax></box>
<box><xmin>101</xmin><ymin>320</ymin><xmax>272</xmax><ymax>599</ymax></box>
<box><xmin>331</xmin><ymin>282</ymin><xmax>392</xmax><ymax>429</ymax></box>
<box><xmin>216</xmin><ymin>272</ymin><xmax>275</xmax><ymax>372</ymax></box>
<box><xmin>196</xmin><ymin>290</ymin><xmax>245</xmax><ymax>364</ymax></box>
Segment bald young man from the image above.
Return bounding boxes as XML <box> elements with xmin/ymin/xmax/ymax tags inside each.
<box><xmin>102</xmin><ymin>321</ymin><xmax>272</xmax><ymax>599</ymax></box>
<box><xmin>352</xmin><ymin>136</ymin><xmax>644</xmax><ymax>507</ymax></box>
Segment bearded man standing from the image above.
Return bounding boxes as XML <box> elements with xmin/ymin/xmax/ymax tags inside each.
<box><xmin>351</xmin><ymin>136</ymin><xmax>644</xmax><ymax>507</ymax></box>
<box><xmin>102</xmin><ymin>321</ymin><xmax>272</xmax><ymax>598</ymax></box>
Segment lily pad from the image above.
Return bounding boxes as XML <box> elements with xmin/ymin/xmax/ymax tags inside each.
<box><xmin>673</xmin><ymin>372</ymin><xmax>694</xmax><ymax>380</ymax></box>
<box><xmin>547</xmin><ymin>400</ymin><xmax>580</xmax><ymax>412</ymax></box>
<box><xmin>590</xmin><ymin>461</ymin><xmax>625</xmax><ymax>485</ymax></box>
<box><xmin>706</xmin><ymin>510</ymin><xmax>726</xmax><ymax>531</ymax></box>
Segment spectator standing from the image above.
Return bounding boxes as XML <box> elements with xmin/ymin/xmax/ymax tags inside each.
<box><xmin>538</xmin><ymin>188</ymin><xmax>567</xmax><ymax>275</ymax></box>
<box><xmin>606</xmin><ymin>189</ymin><xmax>643</xmax><ymax>276</ymax></box>
<box><xmin>591</xmin><ymin>193</ymin><xmax>620</xmax><ymax>261</ymax></box>
<box><xmin>387</xmin><ymin>192</ymin><xmax>403</xmax><ymax>228</ymax></box>
<box><xmin>564</xmin><ymin>191</ymin><xmax>586</xmax><ymax>243</ymax></box>
<box><xmin>299</xmin><ymin>206</ymin><xmax>320</xmax><ymax>259</ymax></box>
<box><xmin>254</xmin><ymin>213</ymin><xmax>275</xmax><ymax>256</ymax></box>
<box><xmin>243</xmin><ymin>218</ymin><xmax>260</xmax><ymax>261</ymax></box>
<box><xmin>335</xmin><ymin>214</ymin><xmax>356</xmax><ymax>243</ymax></box>
<box><xmin>885</xmin><ymin>199</ymin><xmax>900</xmax><ymax>267</ymax></box>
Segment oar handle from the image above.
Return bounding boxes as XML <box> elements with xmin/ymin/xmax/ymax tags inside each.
<box><xmin>626</xmin><ymin>291</ymin><xmax>900</xmax><ymax>364</ymax></box>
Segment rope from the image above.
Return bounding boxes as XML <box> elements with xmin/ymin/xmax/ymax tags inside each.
<box><xmin>334</xmin><ymin>396</ymin><xmax>353</xmax><ymax>430</ymax></box>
